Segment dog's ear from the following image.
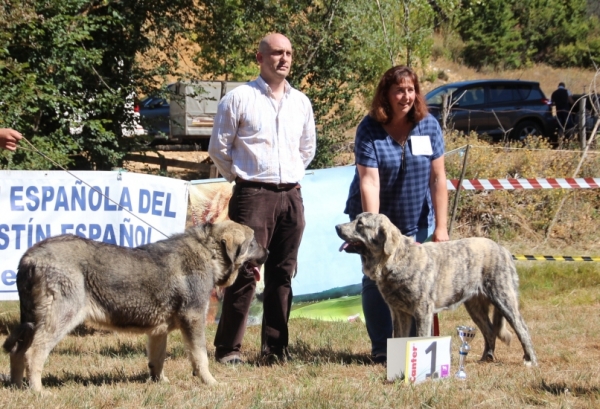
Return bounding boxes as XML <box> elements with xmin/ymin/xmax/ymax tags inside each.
<box><xmin>221</xmin><ymin>231</ymin><xmax>244</xmax><ymax>265</ymax></box>
<box><xmin>381</xmin><ymin>219</ymin><xmax>401</xmax><ymax>257</ymax></box>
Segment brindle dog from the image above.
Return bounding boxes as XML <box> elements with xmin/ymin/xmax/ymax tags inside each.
<box><xmin>4</xmin><ymin>221</ymin><xmax>268</xmax><ymax>392</ymax></box>
<box><xmin>336</xmin><ymin>212</ymin><xmax>537</xmax><ymax>366</ymax></box>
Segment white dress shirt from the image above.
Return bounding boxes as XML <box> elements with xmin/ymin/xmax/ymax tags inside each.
<box><xmin>208</xmin><ymin>76</ymin><xmax>316</xmax><ymax>183</ymax></box>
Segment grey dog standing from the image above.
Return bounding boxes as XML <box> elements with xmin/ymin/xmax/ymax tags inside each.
<box><xmin>3</xmin><ymin>221</ymin><xmax>268</xmax><ymax>392</ymax></box>
<box><xmin>336</xmin><ymin>212</ymin><xmax>537</xmax><ymax>366</ymax></box>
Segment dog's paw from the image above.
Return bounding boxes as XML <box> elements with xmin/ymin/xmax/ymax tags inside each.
<box><xmin>479</xmin><ymin>352</ymin><xmax>495</xmax><ymax>363</ymax></box>
<box><xmin>203</xmin><ymin>376</ymin><xmax>218</xmax><ymax>386</ymax></box>
<box><xmin>147</xmin><ymin>375</ymin><xmax>169</xmax><ymax>383</ymax></box>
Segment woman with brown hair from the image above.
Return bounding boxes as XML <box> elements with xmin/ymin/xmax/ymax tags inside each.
<box><xmin>344</xmin><ymin>66</ymin><xmax>449</xmax><ymax>364</ymax></box>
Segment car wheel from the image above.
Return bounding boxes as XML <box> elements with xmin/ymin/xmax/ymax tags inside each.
<box><xmin>512</xmin><ymin>120</ymin><xmax>543</xmax><ymax>141</ymax></box>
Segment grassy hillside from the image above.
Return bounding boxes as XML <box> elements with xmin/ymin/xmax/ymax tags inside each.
<box><xmin>423</xmin><ymin>56</ymin><xmax>598</xmax><ymax>97</ymax></box>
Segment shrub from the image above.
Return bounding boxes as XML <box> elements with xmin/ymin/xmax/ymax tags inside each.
<box><xmin>445</xmin><ymin>131</ymin><xmax>600</xmax><ymax>248</ymax></box>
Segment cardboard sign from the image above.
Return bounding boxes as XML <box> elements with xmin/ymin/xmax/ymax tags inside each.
<box><xmin>387</xmin><ymin>336</ymin><xmax>452</xmax><ymax>384</ymax></box>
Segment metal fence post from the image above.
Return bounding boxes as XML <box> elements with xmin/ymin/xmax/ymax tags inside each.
<box><xmin>579</xmin><ymin>96</ymin><xmax>587</xmax><ymax>150</ymax></box>
<box><xmin>448</xmin><ymin>145</ymin><xmax>470</xmax><ymax>239</ymax></box>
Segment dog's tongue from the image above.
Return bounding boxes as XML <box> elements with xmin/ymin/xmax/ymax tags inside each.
<box><xmin>249</xmin><ymin>266</ymin><xmax>261</xmax><ymax>282</ymax></box>
<box><xmin>339</xmin><ymin>242</ymin><xmax>349</xmax><ymax>252</ymax></box>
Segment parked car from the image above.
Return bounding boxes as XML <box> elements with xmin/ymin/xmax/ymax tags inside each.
<box><xmin>137</xmin><ymin>84</ymin><xmax>176</xmax><ymax>139</ymax></box>
<box><xmin>425</xmin><ymin>80</ymin><xmax>557</xmax><ymax>141</ymax></box>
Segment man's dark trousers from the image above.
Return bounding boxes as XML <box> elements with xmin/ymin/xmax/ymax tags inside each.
<box><xmin>214</xmin><ymin>183</ymin><xmax>305</xmax><ymax>360</ymax></box>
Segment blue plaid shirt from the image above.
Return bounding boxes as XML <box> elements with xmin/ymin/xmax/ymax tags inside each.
<box><xmin>344</xmin><ymin>114</ymin><xmax>444</xmax><ymax>237</ymax></box>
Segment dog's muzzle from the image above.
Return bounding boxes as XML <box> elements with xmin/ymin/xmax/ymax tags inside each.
<box><xmin>338</xmin><ymin>241</ymin><xmax>364</xmax><ymax>253</ymax></box>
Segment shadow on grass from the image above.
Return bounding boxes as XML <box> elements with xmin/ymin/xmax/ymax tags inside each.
<box><xmin>97</xmin><ymin>342</ymin><xmax>146</xmax><ymax>357</ymax></box>
<box><xmin>245</xmin><ymin>343</ymin><xmax>380</xmax><ymax>367</ymax></box>
<box><xmin>0</xmin><ymin>346</ymin><xmax>378</xmax><ymax>390</ymax></box>
<box><xmin>0</xmin><ymin>371</ymin><xmax>150</xmax><ymax>390</ymax></box>
<box><xmin>54</xmin><ymin>341</ymin><xmax>146</xmax><ymax>357</ymax></box>
<box><xmin>537</xmin><ymin>379</ymin><xmax>600</xmax><ymax>397</ymax></box>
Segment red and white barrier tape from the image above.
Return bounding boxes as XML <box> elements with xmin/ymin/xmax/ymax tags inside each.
<box><xmin>447</xmin><ymin>178</ymin><xmax>600</xmax><ymax>191</ymax></box>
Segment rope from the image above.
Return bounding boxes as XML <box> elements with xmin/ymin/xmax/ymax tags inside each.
<box><xmin>466</xmin><ymin>144</ymin><xmax>600</xmax><ymax>154</ymax></box>
<box><xmin>14</xmin><ymin>138</ymin><xmax>170</xmax><ymax>238</ymax></box>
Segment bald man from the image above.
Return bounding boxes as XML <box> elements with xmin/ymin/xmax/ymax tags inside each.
<box><xmin>209</xmin><ymin>33</ymin><xmax>316</xmax><ymax>365</ymax></box>
<box><xmin>0</xmin><ymin>128</ymin><xmax>22</xmax><ymax>151</ymax></box>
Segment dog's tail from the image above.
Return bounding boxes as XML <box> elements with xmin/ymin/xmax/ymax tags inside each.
<box><xmin>493</xmin><ymin>307</ymin><xmax>512</xmax><ymax>345</ymax></box>
<box><xmin>3</xmin><ymin>322</ymin><xmax>35</xmax><ymax>355</ymax></box>
<box><xmin>4</xmin><ymin>260</ymin><xmax>38</xmax><ymax>355</ymax></box>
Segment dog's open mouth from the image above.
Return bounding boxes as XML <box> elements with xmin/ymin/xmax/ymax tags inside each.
<box><xmin>244</xmin><ymin>262</ymin><xmax>261</xmax><ymax>282</ymax></box>
<box><xmin>339</xmin><ymin>241</ymin><xmax>364</xmax><ymax>253</ymax></box>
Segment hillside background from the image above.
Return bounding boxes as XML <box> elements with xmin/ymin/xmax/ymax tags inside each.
<box><xmin>1</xmin><ymin>0</ymin><xmax>599</xmax><ymax>255</ymax></box>
<box><xmin>2</xmin><ymin>0</ymin><xmax>600</xmax><ymax>169</ymax></box>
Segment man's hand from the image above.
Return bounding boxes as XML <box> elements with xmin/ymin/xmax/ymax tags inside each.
<box><xmin>0</xmin><ymin>128</ymin><xmax>23</xmax><ymax>151</ymax></box>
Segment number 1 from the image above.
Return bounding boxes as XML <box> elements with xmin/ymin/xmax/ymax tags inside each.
<box><xmin>425</xmin><ymin>341</ymin><xmax>437</xmax><ymax>378</ymax></box>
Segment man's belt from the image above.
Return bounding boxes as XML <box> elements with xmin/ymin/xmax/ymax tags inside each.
<box><xmin>235</xmin><ymin>177</ymin><xmax>300</xmax><ymax>191</ymax></box>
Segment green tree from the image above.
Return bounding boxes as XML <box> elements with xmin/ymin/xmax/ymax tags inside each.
<box><xmin>459</xmin><ymin>0</ymin><xmax>524</xmax><ymax>69</ymax></box>
<box><xmin>456</xmin><ymin>0</ymin><xmax>599</xmax><ymax>69</ymax></box>
<box><xmin>588</xmin><ymin>0</ymin><xmax>600</xmax><ymax>18</ymax></box>
<box><xmin>0</xmin><ymin>0</ymin><xmax>195</xmax><ymax>170</ymax></box>
<box><xmin>346</xmin><ymin>0</ymin><xmax>436</xmax><ymax>72</ymax></box>
<box><xmin>192</xmin><ymin>0</ymin><xmax>369</xmax><ymax>168</ymax></box>
<box><xmin>515</xmin><ymin>0</ymin><xmax>590</xmax><ymax>62</ymax></box>
<box><xmin>192</xmin><ymin>0</ymin><xmax>265</xmax><ymax>80</ymax></box>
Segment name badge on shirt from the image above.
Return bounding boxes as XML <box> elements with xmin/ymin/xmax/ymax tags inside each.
<box><xmin>411</xmin><ymin>135</ymin><xmax>433</xmax><ymax>156</ymax></box>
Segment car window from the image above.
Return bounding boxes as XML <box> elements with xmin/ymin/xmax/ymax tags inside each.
<box><xmin>153</xmin><ymin>98</ymin><xmax>169</xmax><ymax>108</ymax></box>
<box><xmin>522</xmin><ymin>86</ymin><xmax>542</xmax><ymax>101</ymax></box>
<box><xmin>426</xmin><ymin>86</ymin><xmax>459</xmax><ymax>105</ymax></box>
<box><xmin>141</xmin><ymin>96</ymin><xmax>156</xmax><ymax>107</ymax></box>
<box><xmin>143</xmin><ymin>97</ymin><xmax>169</xmax><ymax>109</ymax></box>
<box><xmin>489</xmin><ymin>85</ymin><xmax>516</xmax><ymax>103</ymax></box>
<box><xmin>454</xmin><ymin>86</ymin><xmax>484</xmax><ymax>106</ymax></box>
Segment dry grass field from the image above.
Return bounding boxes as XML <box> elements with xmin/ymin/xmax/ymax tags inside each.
<box><xmin>424</xmin><ymin>58</ymin><xmax>597</xmax><ymax>97</ymax></box>
<box><xmin>3</xmin><ymin>52</ymin><xmax>599</xmax><ymax>407</ymax></box>
<box><xmin>1</xmin><ymin>262</ymin><xmax>600</xmax><ymax>408</ymax></box>
<box><xmin>34</xmin><ymin>137</ymin><xmax>600</xmax><ymax>407</ymax></box>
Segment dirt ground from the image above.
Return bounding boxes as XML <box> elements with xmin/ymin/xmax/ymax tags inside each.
<box><xmin>123</xmin><ymin>150</ymin><xmax>214</xmax><ymax>180</ymax></box>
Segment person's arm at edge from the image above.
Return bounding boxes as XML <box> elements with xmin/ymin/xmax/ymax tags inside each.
<box><xmin>0</xmin><ymin>128</ymin><xmax>23</xmax><ymax>151</ymax></box>
<box><xmin>430</xmin><ymin>155</ymin><xmax>449</xmax><ymax>242</ymax></box>
<box><xmin>299</xmin><ymin>97</ymin><xmax>316</xmax><ymax>168</ymax></box>
<box><xmin>208</xmin><ymin>95</ymin><xmax>237</xmax><ymax>182</ymax></box>
<box><xmin>358</xmin><ymin>164</ymin><xmax>380</xmax><ymax>214</ymax></box>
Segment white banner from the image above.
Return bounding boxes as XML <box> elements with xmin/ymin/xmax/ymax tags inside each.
<box><xmin>0</xmin><ymin>171</ymin><xmax>189</xmax><ymax>300</ymax></box>
<box><xmin>189</xmin><ymin>165</ymin><xmax>364</xmax><ymax>299</ymax></box>
<box><xmin>294</xmin><ymin>166</ymin><xmax>363</xmax><ymax>296</ymax></box>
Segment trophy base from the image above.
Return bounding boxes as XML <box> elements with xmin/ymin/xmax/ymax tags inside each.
<box><xmin>455</xmin><ymin>369</ymin><xmax>468</xmax><ymax>379</ymax></box>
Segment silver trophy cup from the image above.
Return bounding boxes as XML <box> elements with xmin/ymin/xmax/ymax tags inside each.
<box><xmin>455</xmin><ymin>326</ymin><xmax>477</xmax><ymax>379</ymax></box>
